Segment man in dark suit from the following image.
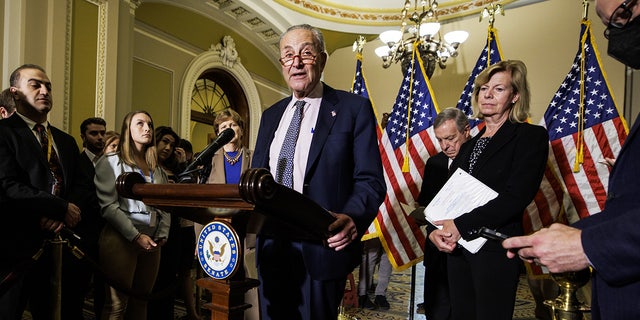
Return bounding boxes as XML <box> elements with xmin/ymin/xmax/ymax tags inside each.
<box><xmin>71</xmin><ymin>117</ymin><xmax>107</xmax><ymax>318</ymax></box>
<box><xmin>412</xmin><ymin>108</ymin><xmax>469</xmax><ymax>320</ymax></box>
<box><xmin>0</xmin><ymin>64</ymin><xmax>84</xmax><ymax>319</ymax></box>
<box><xmin>503</xmin><ymin>2</ymin><xmax>640</xmax><ymax>319</ymax></box>
<box><xmin>251</xmin><ymin>24</ymin><xmax>386</xmax><ymax>320</ymax></box>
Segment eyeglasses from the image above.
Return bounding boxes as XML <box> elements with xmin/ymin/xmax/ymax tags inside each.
<box><xmin>604</xmin><ymin>0</ymin><xmax>637</xmax><ymax>39</ymax></box>
<box><xmin>279</xmin><ymin>53</ymin><xmax>317</xmax><ymax>67</ymax></box>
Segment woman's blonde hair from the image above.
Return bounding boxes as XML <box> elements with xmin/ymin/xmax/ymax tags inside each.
<box><xmin>472</xmin><ymin>60</ymin><xmax>530</xmax><ymax>123</ymax></box>
<box><xmin>118</xmin><ymin>110</ymin><xmax>158</xmax><ymax>170</ymax></box>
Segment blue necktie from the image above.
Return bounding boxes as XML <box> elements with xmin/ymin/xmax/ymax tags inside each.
<box><xmin>276</xmin><ymin>100</ymin><xmax>305</xmax><ymax>188</ymax></box>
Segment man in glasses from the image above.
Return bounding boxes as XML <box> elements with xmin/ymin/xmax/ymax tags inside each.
<box><xmin>502</xmin><ymin>1</ymin><xmax>640</xmax><ymax>319</ymax></box>
<box><xmin>251</xmin><ymin>24</ymin><xmax>385</xmax><ymax>319</ymax></box>
<box><xmin>598</xmin><ymin>0</ymin><xmax>640</xmax><ymax>68</ymax></box>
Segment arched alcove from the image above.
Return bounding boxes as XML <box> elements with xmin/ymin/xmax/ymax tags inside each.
<box><xmin>180</xmin><ymin>37</ymin><xmax>261</xmax><ymax>151</ymax></box>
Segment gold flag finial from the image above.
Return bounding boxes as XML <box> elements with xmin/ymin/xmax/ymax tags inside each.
<box><xmin>352</xmin><ymin>35</ymin><xmax>366</xmax><ymax>54</ymax></box>
<box><xmin>582</xmin><ymin>0</ymin><xmax>590</xmax><ymax>20</ymax></box>
<box><xmin>480</xmin><ymin>2</ymin><xmax>504</xmax><ymax>28</ymax></box>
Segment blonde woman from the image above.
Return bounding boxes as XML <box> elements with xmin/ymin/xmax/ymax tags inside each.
<box><xmin>94</xmin><ymin>110</ymin><xmax>171</xmax><ymax>319</ymax></box>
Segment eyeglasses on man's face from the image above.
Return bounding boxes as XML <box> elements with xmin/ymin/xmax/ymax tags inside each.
<box><xmin>605</xmin><ymin>0</ymin><xmax>637</xmax><ymax>38</ymax></box>
<box><xmin>279</xmin><ymin>51</ymin><xmax>317</xmax><ymax>67</ymax></box>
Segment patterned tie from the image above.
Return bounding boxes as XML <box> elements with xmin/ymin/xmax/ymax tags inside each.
<box><xmin>34</xmin><ymin>124</ymin><xmax>64</xmax><ymax>196</ymax></box>
<box><xmin>276</xmin><ymin>100</ymin><xmax>305</xmax><ymax>188</ymax></box>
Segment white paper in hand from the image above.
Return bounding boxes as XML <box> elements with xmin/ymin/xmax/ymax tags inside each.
<box><xmin>424</xmin><ymin>168</ymin><xmax>498</xmax><ymax>253</ymax></box>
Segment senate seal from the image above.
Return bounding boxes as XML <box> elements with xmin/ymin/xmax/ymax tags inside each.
<box><xmin>197</xmin><ymin>220</ymin><xmax>241</xmax><ymax>280</ymax></box>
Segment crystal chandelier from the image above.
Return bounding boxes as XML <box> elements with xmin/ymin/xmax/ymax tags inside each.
<box><xmin>375</xmin><ymin>0</ymin><xmax>469</xmax><ymax>78</ymax></box>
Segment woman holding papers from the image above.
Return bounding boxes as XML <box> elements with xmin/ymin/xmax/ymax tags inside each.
<box><xmin>428</xmin><ymin>60</ymin><xmax>548</xmax><ymax>320</ymax></box>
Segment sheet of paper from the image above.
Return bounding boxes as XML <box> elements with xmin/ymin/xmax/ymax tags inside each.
<box><xmin>424</xmin><ymin>168</ymin><xmax>498</xmax><ymax>253</ymax></box>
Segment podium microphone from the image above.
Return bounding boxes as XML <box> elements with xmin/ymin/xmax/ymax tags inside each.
<box><xmin>180</xmin><ymin>128</ymin><xmax>235</xmax><ymax>177</ymax></box>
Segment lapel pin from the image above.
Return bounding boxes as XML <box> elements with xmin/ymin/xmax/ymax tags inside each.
<box><xmin>331</xmin><ymin>110</ymin><xmax>336</xmax><ymax>117</ymax></box>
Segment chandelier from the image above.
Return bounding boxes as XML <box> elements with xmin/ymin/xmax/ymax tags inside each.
<box><xmin>375</xmin><ymin>0</ymin><xmax>469</xmax><ymax>78</ymax></box>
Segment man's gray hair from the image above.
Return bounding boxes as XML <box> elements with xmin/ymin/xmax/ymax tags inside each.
<box><xmin>279</xmin><ymin>24</ymin><xmax>326</xmax><ymax>53</ymax></box>
<box><xmin>434</xmin><ymin>107</ymin><xmax>469</xmax><ymax>133</ymax></box>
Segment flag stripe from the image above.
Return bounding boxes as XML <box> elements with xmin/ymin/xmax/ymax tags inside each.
<box><xmin>542</xmin><ymin>21</ymin><xmax>628</xmax><ymax>223</ymax></box>
<box><xmin>352</xmin><ymin>51</ymin><xmax>429</xmax><ymax>270</ymax></box>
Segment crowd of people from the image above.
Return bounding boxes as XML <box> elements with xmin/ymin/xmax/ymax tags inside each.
<box><xmin>0</xmin><ymin>65</ymin><xmax>224</xmax><ymax>320</ymax></box>
<box><xmin>0</xmin><ymin>0</ymin><xmax>638</xmax><ymax>319</ymax></box>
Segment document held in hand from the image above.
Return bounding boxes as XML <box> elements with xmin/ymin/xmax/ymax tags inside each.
<box><xmin>424</xmin><ymin>168</ymin><xmax>498</xmax><ymax>253</ymax></box>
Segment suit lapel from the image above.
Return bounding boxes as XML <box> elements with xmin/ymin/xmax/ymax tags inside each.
<box><xmin>10</xmin><ymin>115</ymin><xmax>50</xmax><ymax>169</ymax></box>
<box><xmin>305</xmin><ymin>85</ymin><xmax>338</xmax><ymax>175</ymax></box>
<box><xmin>617</xmin><ymin>114</ymin><xmax>640</xmax><ymax>159</ymax></box>
<box><xmin>610</xmin><ymin>114</ymin><xmax>640</xmax><ymax>178</ymax></box>
<box><xmin>469</xmin><ymin>121</ymin><xmax>518</xmax><ymax>174</ymax></box>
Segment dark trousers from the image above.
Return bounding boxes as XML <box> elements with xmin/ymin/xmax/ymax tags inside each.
<box><xmin>0</xmin><ymin>267</ymin><xmax>29</xmax><ymax>320</ymax></box>
<box><xmin>148</xmin><ymin>216</ymin><xmax>181</xmax><ymax>320</ymax></box>
<box><xmin>447</xmin><ymin>248</ymin><xmax>520</xmax><ymax>320</ymax></box>
<box><xmin>258</xmin><ymin>239</ymin><xmax>346</xmax><ymax>320</ymax></box>
<box><xmin>424</xmin><ymin>244</ymin><xmax>451</xmax><ymax>320</ymax></box>
<box><xmin>0</xmin><ymin>248</ymin><xmax>92</xmax><ymax>320</ymax></box>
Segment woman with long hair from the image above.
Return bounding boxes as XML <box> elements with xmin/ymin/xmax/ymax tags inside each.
<box><xmin>94</xmin><ymin>110</ymin><xmax>171</xmax><ymax>319</ymax></box>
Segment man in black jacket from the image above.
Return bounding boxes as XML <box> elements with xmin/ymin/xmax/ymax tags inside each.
<box><xmin>413</xmin><ymin>107</ymin><xmax>470</xmax><ymax>320</ymax></box>
<box><xmin>0</xmin><ymin>64</ymin><xmax>85</xmax><ymax>319</ymax></box>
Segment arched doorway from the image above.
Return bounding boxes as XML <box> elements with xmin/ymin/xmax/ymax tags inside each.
<box><xmin>190</xmin><ymin>69</ymin><xmax>250</xmax><ymax>148</ymax></box>
<box><xmin>180</xmin><ymin>36</ymin><xmax>261</xmax><ymax>153</ymax></box>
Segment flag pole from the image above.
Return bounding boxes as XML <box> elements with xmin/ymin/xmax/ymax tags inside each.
<box><xmin>409</xmin><ymin>264</ymin><xmax>416</xmax><ymax>320</ymax></box>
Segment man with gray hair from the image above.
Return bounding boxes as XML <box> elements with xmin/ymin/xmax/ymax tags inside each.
<box><xmin>412</xmin><ymin>107</ymin><xmax>470</xmax><ymax>320</ymax></box>
<box><xmin>251</xmin><ymin>24</ymin><xmax>385</xmax><ymax>319</ymax></box>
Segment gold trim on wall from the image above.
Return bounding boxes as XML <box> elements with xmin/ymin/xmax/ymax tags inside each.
<box><xmin>95</xmin><ymin>0</ymin><xmax>108</xmax><ymax>118</ymax></box>
<box><xmin>63</xmin><ymin>0</ymin><xmax>74</xmax><ymax>131</ymax></box>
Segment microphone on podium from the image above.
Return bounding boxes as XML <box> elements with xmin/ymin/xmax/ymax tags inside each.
<box><xmin>178</xmin><ymin>128</ymin><xmax>235</xmax><ymax>182</ymax></box>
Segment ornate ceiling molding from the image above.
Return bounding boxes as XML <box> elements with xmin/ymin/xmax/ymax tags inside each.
<box><xmin>272</xmin><ymin>0</ymin><xmax>519</xmax><ymax>26</ymax></box>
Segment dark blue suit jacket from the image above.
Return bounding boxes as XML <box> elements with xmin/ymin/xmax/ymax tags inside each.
<box><xmin>0</xmin><ymin>114</ymin><xmax>84</xmax><ymax>271</ymax></box>
<box><xmin>251</xmin><ymin>84</ymin><xmax>385</xmax><ymax>281</ymax></box>
<box><xmin>574</xmin><ymin>115</ymin><xmax>640</xmax><ymax>320</ymax></box>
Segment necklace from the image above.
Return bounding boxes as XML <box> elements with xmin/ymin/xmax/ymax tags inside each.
<box><xmin>224</xmin><ymin>148</ymin><xmax>243</xmax><ymax>165</ymax></box>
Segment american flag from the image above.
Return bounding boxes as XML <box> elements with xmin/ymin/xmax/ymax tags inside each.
<box><xmin>456</xmin><ymin>27</ymin><xmax>503</xmax><ymax>134</ymax></box>
<box><xmin>542</xmin><ymin>20</ymin><xmax>628</xmax><ymax>221</ymax></box>
<box><xmin>351</xmin><ymin>52</ymin><xmax>382</xmax><ymax>240</ymax></box>
<box><xmin>352</xmin><ymin>52</ymin><xmax>427</xmax><ymax>269</ymax></box>
<box><xmin>375</xmin><ymin>49</ymin><xmax>440</xmax><ymax>269</ymax></box>
<box><xmin>352</xmin><ymin>54</ymin><xmax>370</xmax><ymax>100</ymax></box>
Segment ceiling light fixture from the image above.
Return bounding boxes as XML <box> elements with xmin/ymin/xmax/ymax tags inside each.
<box><xmin>375</xmin><ymin>0</ymin><xmax>469</xmax><ymax>78</ymax></box>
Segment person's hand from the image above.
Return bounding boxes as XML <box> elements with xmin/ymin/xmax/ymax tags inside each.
<box><xmin>502</xmin><ymin>223</ymin><xmax>589</xmax><ymax>273</ymax></box>
<box><xmin>326</xmin><ymin>213</ymin><xmax>358</xmax><ymax>251</ymax></box>
<box><xmin>428</xmin><ymin>228</ymin><xmax>456</xmax><ymax>253</ymax></box>
<box><xmin>439</xmin><ymin>219</ymin><xmax>461</xmax><ymax>245</ymax></box>
<box><xmin>155</xmin><ymin>237</ymin><xmax>167</xmax><ymax>247</ymax></box>
<box><xmin>40</xmin><ymin>217</ymin><xmax>64</xmax><ymax>233</ymax></box>
<box><xmin>135</xmin><ymin>233</ymin><xmax>159</xmax><ymax>252</ymax></box>
<box><xmin>174</xmin><ymin>147</ymin><xmax>187</xmax><ymax>164</ymax></box>
<box><xmin>65</xmin><ymin>203</ymin><xmax>81</xmax><ymax>227</ymax></box>
<box><xmin>601</xmin><ymin>157</ymin><xmax>616</xmax><ymax>167</ymax></box>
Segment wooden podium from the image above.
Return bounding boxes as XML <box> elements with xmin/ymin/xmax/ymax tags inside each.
<box><xmin>116</xmin><ymin>168</ymin><xmax>336</xmax><ymax>320</ymax></box>
<box><xmin>116</xmin><ymin>171</ymin><xmax>257</xmax><ymax>320</ymax></box>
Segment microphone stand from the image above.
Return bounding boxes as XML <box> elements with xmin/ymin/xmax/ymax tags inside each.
<box><xmin>177</xmin><ymin>168</ymin><xmax>200</xmax><ymax>184</ymax></box>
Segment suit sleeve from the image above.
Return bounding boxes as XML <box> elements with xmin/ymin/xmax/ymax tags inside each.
<box><xmin>578</xmin><ymin>208</ymin><xmax>640</xmax><ymax>286</ymax></box>
<box><xmin>455</xmin><ymin>125</ymin><xmax>549</xmax><ymax>239</ymax></box>
<box><xmin>340</xmin><ymin>98</ymin><xmax>386</xmax><ymax>235</ymax></box>
<box><xmin>94</xmin><ymin>156</ymin><xmax>140</xmax><ymax>241</ymax></box>
<box><xmin>0</xmin><ymin>126</ymin><xmax>67</xmax><ymax>220</ymax></box>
